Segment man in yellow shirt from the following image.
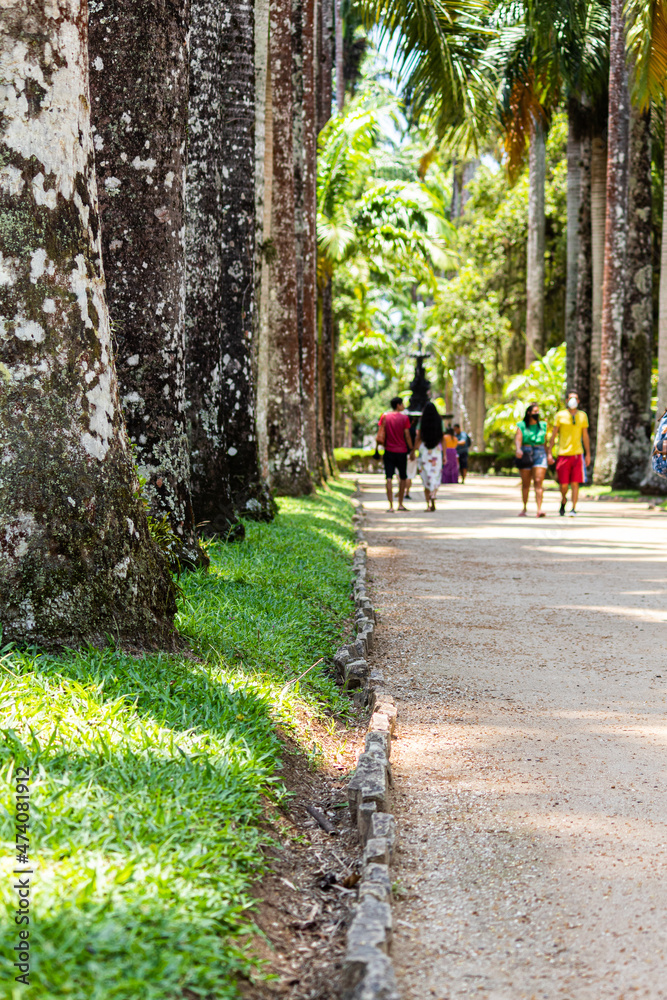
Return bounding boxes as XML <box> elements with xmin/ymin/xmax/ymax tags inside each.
<box><xmin>547</xmin><ymin>391</ymin><xmax>591</xmax><ymax>516</ymax></box>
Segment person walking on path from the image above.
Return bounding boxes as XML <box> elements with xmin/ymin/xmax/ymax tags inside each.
<box><xmin>377</xmin><ymin>397</ymin><xmax>413</xmax><ymax>512</ymax></box>
<box><xmin>441</xmin><ymin>426</ymin><xmax>460</xmax><ymax>484</ymax></box>
<box><xmin>454</xmin><ymin>424</ymin><xmax>471</xmax><ymax>483</ymax></box>
<box><xmin>547</xmin><ymin>391</ymin><xmax>591</xmax><ymax>516</ymax></box>
<box><xmin>405</xmin><ymin>416</ymin><xmax>420</xmax><ymax>499</ymax></box>
<box><xmin>515</xmin><ymin>403</ymin><xmax>549</xmax><ymax>517</ymax></box>
<box><xmin>413</xmin><ymin>402</ymin><xmax>444</xmax><ymax>511</ymax></box>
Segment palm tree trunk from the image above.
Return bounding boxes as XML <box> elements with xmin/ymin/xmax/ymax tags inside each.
<box><xmin>613</xmin><ymin>105</ymin><xmax>653</xmax><ymax>487</ymax></box>
<box><xmin>318</xmin><ymin>0</ymin><xmax>334</xmax><ymax>131</ymax></box>
<box><xmin>453</xmin><ymin>357</ymin><xmax>484</xmax><ymax>448</ymax></box>
<box><xmin>573</xmin><ymin>123</ymin><xmax>593</xmax><ymax>410</ymax></box>
<box><xmin>566</xmin><ymin>99</ymin><xmax>582</xmax><ymax>390</ymax></box>
<box><xmin>450</xmin><ymin>158</ymin><xmax>461</xmax><ymax>219</ymax></box>
<box><xmin>268</xmin><ymin>0</ymin><xmax>313</xmax><ymax>494</ymax></box>
<box><xmin>316</xmin><ymin>0</ymin><xmax>334</xmax><ymax>475</ymax></box>
<box><xmin>0</xmin><ymin>0</ymin><xmax>175</xmax><ymax>646</ymax></box>
<box><xmin>525</xmin><ymin>116</ymin><xmax>546</xmax><ymax>366</ymax></box>
<box><xmin>658</xmin><ymin>114</ymin><xmax>667</xmax><ymax>414</ymax></box>
<box><xmin>589</xmin><ymin>131</ymin><xmax>607</xmax><ymax>453</ymax></box>
<box><xmin>186</xmin><ymin>0</ymin><xmax>271</xmax><ymax>530</ymax></box>
<box><xmin>335</xmin><ymin>0</ymin><xmax>344</xmax><ymax>111</ymax></box>
<box><xmin>88</xmin><ymin>0</ymin><xmax>206</xmax><ymax>570</ymax></box>
<box><xmin>255</xmin><ymin>0</ymin><xmax>272</xmax><ymax>482</ymax></box>
<box><xmin>594</xmin><ymin>0</ymin><xmax>630</xmax><ymax>484</ymax></box>
<box><xmin>320</xmin><ymin>275</ymin><xmax>337</xmax><ymax>472</ymax></box>
<box><xmin>295</xmin><ymin>0</ymin><xmax>321</xmax><ymax>476</ymax></box>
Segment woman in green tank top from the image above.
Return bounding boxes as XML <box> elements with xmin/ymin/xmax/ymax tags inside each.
<box><xmin>515</xmin><ymin>403</ymin><xmax>549</xmax><ymax>516</ymax></box>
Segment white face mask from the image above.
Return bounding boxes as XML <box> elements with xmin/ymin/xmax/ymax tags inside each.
<box><xmin>567</xmin><ymin>397</ymin><xmax>578</xmax><ymax>410</ymax></box>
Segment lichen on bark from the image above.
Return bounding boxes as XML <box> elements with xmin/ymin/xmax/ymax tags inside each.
<box><xmin>594</xmin><ymin>0</ymin><xmax>629</xmax><ymax>485</ymax></box>
<box><xmin>186</xmin><ymin>0</ymin><xmax>273</xmax><ymax>527</ymax></box>
<box><xmin>0</xmin><ymin>0</ymin><xmax>176</xmax><ymax>648</ymax></box>
<box><xmin>88</xmin><ymin>0</ymin><xmax>207</xmax><ymax>569</ymax></box>
<box><xmin>266</xmin><ymin>0</ymin><xmax>313</xmax><ymax>496</ymax></box>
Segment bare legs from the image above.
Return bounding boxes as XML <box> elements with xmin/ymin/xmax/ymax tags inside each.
<box><xmin>520</xmin><ymin>467</ymin><xmax>546</xmax><ymax>515</ymax></box>
<box><xmin>520</xmin><ymin>469</ymin><xmax>532</xmax><ymax>512</ymax></box>
<box><xmin>559</xmin><ymin>481</ymin><xmax>579</xmax><ymax>511</ymax></box>
<box><xmin>386</xmin><ymin>477</ymin><xmax>408</xmax><ymax>512</ymax></box>
<box><xmin>424</xmin><ymin>487</ymin><xmax>437</xmax><ymax>511</ymax></box>
<box><xmin>385</xmin><ymin>478</ymin><xmax>394</xmax><ymax>511</ymax></box>
<box><xmin>534</xmin><ymin>468</ymin><xmax>546</xmax><ymax>515</ymax></box>
<box><xmin>570</xmin><ymin>482</ymin><xmax>580</xmax><ymax>511</ymax></box>
<box><xmin>397</xmin><ymin>478</ymin><xmax>408</xmax><ymax>510</ymax></box>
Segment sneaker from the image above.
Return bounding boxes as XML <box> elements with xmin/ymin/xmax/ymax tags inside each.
<box><xmin>567</xmin><ymin>509</ymin><xmax>578</xmax><ymax>516</ymax></box>
<box><xmin>559</xmin><ymin>502</ymin><xmax>566</xmax><ymax>516</ymax></box>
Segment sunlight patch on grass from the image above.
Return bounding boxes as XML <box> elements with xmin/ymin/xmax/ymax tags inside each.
<box><xmin>0</xmin><ymin>481</ymin><xmax>356</xmax><ymax>999</ymax></box>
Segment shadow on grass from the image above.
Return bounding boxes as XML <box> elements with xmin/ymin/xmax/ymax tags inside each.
<box><xmin>0</xmin><ymin>483</ymin><xmax>357</xmax><ymax>999</ymax></box>
<box><xmin>0</xmin><ymin>650</ymin><xmax>282</xmax><ymax>1000</ymax></box>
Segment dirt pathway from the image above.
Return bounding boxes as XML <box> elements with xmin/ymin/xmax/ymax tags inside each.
<box><xmin>360</xmin><ymin>473</ymin><xmax>667</xmax><ymax>1000</ymax></box>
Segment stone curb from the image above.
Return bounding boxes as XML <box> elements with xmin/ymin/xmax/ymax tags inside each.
<box><xmin>337</xmin><ymin>500</ymin><xmax>401</xmax><ymax>1000</ymax></box>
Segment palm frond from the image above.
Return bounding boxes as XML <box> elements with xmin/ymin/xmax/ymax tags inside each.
<box><xmin>626</xmin><ymin>0</ymin><xmax>667</xmax><ymax>107</ymax></box>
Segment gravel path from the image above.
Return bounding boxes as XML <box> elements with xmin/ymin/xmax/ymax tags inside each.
<box><xmin>360</xmin><ymin>474</ymin><xmax>667</xmax><ymax>1000</ymax></box>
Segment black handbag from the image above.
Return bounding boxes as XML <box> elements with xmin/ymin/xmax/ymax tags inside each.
<box><xmin>515</xmin><ymin>445</ymin><xmax>534</xmax><ymax>470</ymax></box>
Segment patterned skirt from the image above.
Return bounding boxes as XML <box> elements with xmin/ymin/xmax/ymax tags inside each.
<box><xmin>418</xmin><ymin>444</ymin><xmax>443</xmax><ymax>493</ymax></box>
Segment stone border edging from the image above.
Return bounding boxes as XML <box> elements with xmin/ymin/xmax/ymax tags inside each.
<box><xmin>334</xmin><ymin>501</ymin><xmax>401</xmax><ymax>1000</ymax></box>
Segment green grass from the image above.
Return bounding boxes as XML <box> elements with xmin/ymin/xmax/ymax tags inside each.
<box><xmin>0</xmin><ymin>482</ymin><xmax>356</xmax><ymax>1000</ymax></box>
<box><xmin>333</xmin><ymin>447</ymin><xmax>376</xmax><ymax>471</ymax></box>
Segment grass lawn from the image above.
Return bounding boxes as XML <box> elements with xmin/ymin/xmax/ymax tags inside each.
<box><xmin>0</xmin><ymin>482</ymin><xmax>356</xmax><ymax>1000</ymax></box>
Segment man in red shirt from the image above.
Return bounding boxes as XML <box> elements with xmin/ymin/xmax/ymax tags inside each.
<box><xmin>378</xmin><ymin>397</ymin><xmax>413</xmax><ymax>511</ymax></box>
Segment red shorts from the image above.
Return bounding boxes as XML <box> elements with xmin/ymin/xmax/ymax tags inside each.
<box><xmin>556</xmin><ymin>454</ymin><xmax>585</xmax><ymax>485</ymax></box>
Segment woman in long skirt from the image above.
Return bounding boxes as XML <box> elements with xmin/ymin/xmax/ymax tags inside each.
<box><xmin>413</xmin><ymin>401</ymin><xmax>444</xmax><ymax>511</ymax></box>
<box><xmin>441</xmin><ymin>426</ymin><xmax>460</xmax><ymax>484</ymax></box>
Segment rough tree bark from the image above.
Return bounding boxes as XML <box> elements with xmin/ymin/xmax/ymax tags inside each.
<box><xmin>658</xmin><ymin>115</ymin><xmax>667</xmax><ymax>414</ymax></box>
<box><xmin>453</xmin><ymin>358</ymin><xmax>485</xmax><ymax>450</ymax></box>
<box><xmin>317</xmin><ymin>0</ymin><xmax>334</xmax><ymax>132</ymax></box>
<box><xmin>0</xmin><ymin>0</ymin><xmax>175</xmax><ymax>647</ymax></box>
<box><xmin>566</xmin><ymin>99</ymin><xmax>582</xmax><ymax>390</ymax></box>
<box><xmin>613</xmin><ymin>105</ymin><xmax>653</xmax><ymax>488</ymax></box>
<box><xmin>589</xmin><ymin>131</ymin><xmax>607</xmax><ymax>451</ymax></box>
<box><xmin>573</xmin><ymin>123</ymin><xmax>593</xmax><ymax>411</ymax></box>
<box><xmin>255</xmin><ymin>0</ymin><xmax>271</xmax><ymax>481</ymax></box>
<box><xmin>334</xmin><ymin>0</ymin><xmax>344</xmax><ymax>112</ymax></box>
<box><xmin>320</xmin><ymin>275</ymin><xmax>336</xmax><ymax>473</ymax></box>
<box><xmin>88</xmin><ymin>0</ymin><xmax>205</xmax><ymax>569</ymax></box>
<box><xmin>316</xmin><ymin>0</ymin><xmax>335</xmax><ymax>475</ymax></box>
<box><xmin>594</xmin><ymin>0</ymin><xmax>630</xmax><ymax>484</ymax></box>
<box><xmin>268</xmin><ymin>0</ymin><xmax>312</xmax><ymax>493</ymax></box>
<box><xmin>187</xmin><ymin>0</ymin><xmax>271</xmax><ymax>532</ymax></box>
<box><xmin>525</xmin><ymin>117</ymin><xmax>546</xmax><ymax>366</ymax></box>
<box><xmin>293</xmin><ymin>0</ymin><xmax>320</xmax><ymax>475</ymax></box>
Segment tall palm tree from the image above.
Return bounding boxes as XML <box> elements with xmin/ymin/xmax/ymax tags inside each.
<box><xmin>267</xmin><ymin>0</ymin><xmax>314</xmax><ymax>494</ymax></box>
<box><xmin>0</xmin><ymin>0</ymin><xmax>175</xmax><ymax>645</ymax></box>
<box><xmin>613</xmin><ymin>100</ymin><xmax>653</xmax><ymax>487</ymax></box>
<box><xmin>293</xmin><ymin>0</ymin><xmax>321</xmax><ymax>474</ymax></box>
<box><xmin>627</xmin><ymin>0</ymin><xmax>667</xmax><ymax>413</ymax></box>
<box><xmin>593</xmin><ymin>0</ymin><xmax>630</xmax><ymax>483</ymax></box>
<box><xmin>89</xmin><ymin>0</ymin><xmax>206</xmax><ymax>569</ymax></box>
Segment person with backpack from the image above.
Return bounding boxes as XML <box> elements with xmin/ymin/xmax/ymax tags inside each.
<box><xmin>376</xmin><ymin>396</ymin><xmax>413</xmax><ymax>512</ymax></box>
<box><xmin>547</xmin><ymin>391</ymin><xmax>591</xmax><ymax>516</ymax></box>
